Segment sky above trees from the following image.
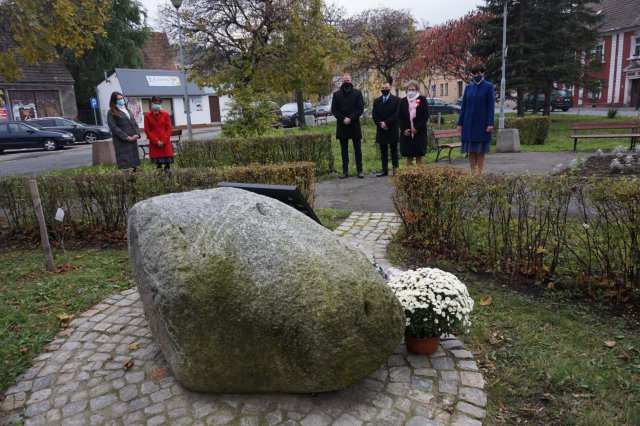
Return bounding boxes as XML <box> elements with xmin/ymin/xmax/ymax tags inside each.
<box><xmin>139</xmin><ymin>0</ymin><xmax>480</xmax><ymax>28</ymax></box>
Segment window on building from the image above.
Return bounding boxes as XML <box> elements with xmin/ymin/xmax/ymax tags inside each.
<box><xmin>632</xmin><ymin>35</ymin><xmax>640</xmax><ymax>59</ymax></box>
<box><xmin>588</xmin><ymin>89</ymin><xmax>601</xmax><ymax>100</ymax></box>
<box><xmin>444</xmin><ymin>83</ymin><xmax>449</xmax><ymax>96</ymax></box>
<box><xmin>591</xmin><ymin>42</ymin><xmax>604</xmax><ymax>62</ymax></box>
<box><xmin>431</xmin><ymin>84</ymin><xmax>436</xmax><ymax>96</ymax></box>
<box><xmin>439</xmin><ymin>84</ymin><xmax>444</xmax><ymax>96</ymax></box>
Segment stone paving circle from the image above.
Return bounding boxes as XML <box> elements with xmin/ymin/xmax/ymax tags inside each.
<box><xmin>1</xmin><ymin>212</ymin><xmax>487</xmax><ymax>426</ymax></box>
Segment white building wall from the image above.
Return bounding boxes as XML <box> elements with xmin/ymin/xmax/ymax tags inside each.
<box><xmin>614</xmin><ymin>33</ymin><xmax>625</xmax><ymax>104</ymax></box>
<box><xmin>96</xmin><ymin>75</ymin><xmax>123</xmax><ymax>126</ymax></box>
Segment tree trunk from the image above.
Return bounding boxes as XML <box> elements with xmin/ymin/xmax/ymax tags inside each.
<box><xmin>542</xmin><ymin>84</ymin><xmax>552</xmax><ymax>116</ymax></box>
<box><xmin>517</xmin><ymin>88</ymin><xmax>525</xmax><ymax>117</ymax></box>
<box><xmin>296</xmin><ymin>90</ymin><xmax>306</xmax><ymax>130</ymax></box>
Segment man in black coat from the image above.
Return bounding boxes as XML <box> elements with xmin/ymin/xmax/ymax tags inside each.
<box><xmin>372</xmin><ymin>79</ymin><xmax>400</xmax><ymax>177</ymax></box>
<box><xmin>331</xmin><ymin>74</ymin><xmax>365</xmax><ymax>178</ymax></box>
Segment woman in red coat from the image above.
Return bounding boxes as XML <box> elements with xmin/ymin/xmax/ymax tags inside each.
<box><xmin>144</xmin><ymin>96</ymin><xmax>174</xmax><ymax>170</ymax></box>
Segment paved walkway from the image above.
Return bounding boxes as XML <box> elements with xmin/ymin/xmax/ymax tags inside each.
<box><xmin>315</xmin><ymin>151</ymin><xmax>591</xmax><ymax>213</ymax></box>
<box><xmin>1</xmin><ymin>213</ymin><xmax>487</xmax><ymax>426</ymax></box>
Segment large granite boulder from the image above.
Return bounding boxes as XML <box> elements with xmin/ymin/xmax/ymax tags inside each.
<box><xmin>127</xmin><ymin>188</ymin><xmax>405</xmax><ymax>393</ymax></box>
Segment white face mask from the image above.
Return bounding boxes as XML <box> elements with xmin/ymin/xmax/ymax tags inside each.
<box><xmin>407</xmin><ymin>91</ymin><xmax>418</xmax><ymax>100</ymax></box>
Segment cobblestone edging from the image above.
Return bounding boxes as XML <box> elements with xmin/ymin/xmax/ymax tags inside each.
<box><xmin>1</xmin><ymin>212</ymin><xmax>487</xmax><ymax>426</ymax></box>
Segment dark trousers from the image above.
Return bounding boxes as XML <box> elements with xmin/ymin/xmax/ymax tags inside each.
<box><xmin>379</xmin><ymin>141</ymin><xmax>399</xmax><ymax>171</ymax></box>
<box><xmin>339</xmin><ymin>138</ymin><xmax>362</xmax><ymax>174</ymax></box>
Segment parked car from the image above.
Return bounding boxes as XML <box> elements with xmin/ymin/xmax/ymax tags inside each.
<box><xmin>315</xmin><ymin>98</ymin><xmax>332</xmax><ymax>115</ymax></box>
<box><xmin>0</xmin><ymin>121</ymin><xmax>75</xmax><ymax>153</ymax></box>
<box><xmin>28</xmin><ymin>117</ymin><xmax>111</xmax><ymax>143</ymax></box>
<box><xmin>524</xmin><ymin>90</ymin><xmax>574</xmax><ymax>112</ymax></box>
<box><xmin>425</xmin><ymin>98</ymin><xmax>461</xmax><ymax>115</ymax></box>
<box><xmin>280</xmin><ymin>102</ymin><xmax>315</xmax><ymax>127</ymax></box>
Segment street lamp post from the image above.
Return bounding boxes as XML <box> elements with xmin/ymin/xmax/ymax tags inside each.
<box><xmin>499</xmin><ymin>0</ymin><xmax>508</xmax><ymax>130</ymax></box>
<box><xmin>171</xmin><ymin>0</ymin><xmax>193</xmax><ymax>140</ymax></box>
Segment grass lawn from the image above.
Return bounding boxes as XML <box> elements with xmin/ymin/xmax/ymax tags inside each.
<box><xmin>0</xmin><ymin>249</ymin><xmax>134</xmax><ymax>394</ymax></box>
<box><xmin>0</xmin><ymin>209</ymin><xmax>348</xmax><ymax>397</ymax></box>
<box><xmin>388</xmin><ymin>241</ymin><xmax>640</xmax><ymax>425</ymax></box>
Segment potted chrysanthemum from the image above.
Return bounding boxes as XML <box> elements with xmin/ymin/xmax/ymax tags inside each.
<box><xmin>387</xmin><ymin>267</ymin><xmax>474</xmax><ymax>355</ymax></box>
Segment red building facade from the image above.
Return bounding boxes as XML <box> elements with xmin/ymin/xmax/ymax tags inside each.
<box><xmin>575</xmin><ymin>0</ymin><xmax>640</xmax><ymax>108</ymax></box>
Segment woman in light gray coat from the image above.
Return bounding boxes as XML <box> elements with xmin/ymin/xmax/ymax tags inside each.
<box><xmin>107</xmin><ymin>91</ymin><xmax>141</xmax><ymax>170</ymax></box>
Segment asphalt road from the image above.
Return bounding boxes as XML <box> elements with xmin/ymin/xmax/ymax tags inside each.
<box><xmin>0</xmin><ymin>127</ymin><xmax>221</xmax><ymax>177</ymax></box>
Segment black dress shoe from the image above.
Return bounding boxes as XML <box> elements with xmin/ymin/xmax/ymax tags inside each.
<box><xmin>339</xmin><ymin>173</ymin><xmax>348</xmax><ymax>179</ymax></box>
<box><xmin>376</xmin><ymin>170</ymin><xmax>389</xmax><ymax>177</ymax></box>
<box><xmin>357</xmin><ymin>172</ymin><xmax>364</xmax><ymax>178</ymax></box>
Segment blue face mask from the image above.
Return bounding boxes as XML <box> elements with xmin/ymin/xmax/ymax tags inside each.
<box><xmin>152</xmin><ymin>104</ymin><xmax>162</xmax><ymax>111</ymax></box>
<box><xmin>116</xmin><ymin>99</ymin><xmax>125</xmax><ymax>107</ymax></box>
<box><xmin>473</xmin><ymin>75</ymin><xmax>484</xmax><ymax>83</ymax></box>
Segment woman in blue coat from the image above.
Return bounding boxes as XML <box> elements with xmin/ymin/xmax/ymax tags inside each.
<box><xmin>457</xmin><ymin>63</ymin><xmax>495</xmax><ymax>173</ymax></box>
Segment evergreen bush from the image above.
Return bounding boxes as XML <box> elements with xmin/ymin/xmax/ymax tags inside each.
<box><xmin>176</xmin><ymin>134</ymin><xmax>334</xmax><ymax>174</ymax></box>
<box><xmin>504</xmin><ymin>116</ymin><xmax>551</xmax><ymax>145</ymax></box>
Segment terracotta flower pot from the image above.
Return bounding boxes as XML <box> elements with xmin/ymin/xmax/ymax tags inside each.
<box><xmin>405</xmin><ymin>335</ymin><xmax>440</xmax><ymax>355</ymax></box>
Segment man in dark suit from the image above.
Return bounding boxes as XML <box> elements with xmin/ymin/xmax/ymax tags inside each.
<box><xmin>331</xmin><ymin>74</ymin><xmax>365</xmax><ymax>178</ymax></box>
<box><xmin>372</xmin><ymin>79</ymin><xmax>400</xmax><ymax>176</ymax></box>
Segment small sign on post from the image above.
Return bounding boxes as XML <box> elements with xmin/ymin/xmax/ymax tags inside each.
<box><xmin>28</xmin><ymin>179</ymin><xmax>55</xmax><ymax>272</ymax></box>
<box><xmin>90</xmin><ymin>97</ymin><xmax>98</xmax><ymax>125</ymax></box>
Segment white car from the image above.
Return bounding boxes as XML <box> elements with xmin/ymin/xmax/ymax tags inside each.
<box><xmin>315</xmin><ymin>99</ymin><xmax>332</xmax><ymax>115</ymax></box>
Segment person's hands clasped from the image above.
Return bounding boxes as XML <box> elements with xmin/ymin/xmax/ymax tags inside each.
<box><xmin>380</xmin><ymin>121</ymin><xmax>388</xmax><ymax>130</ymax></box>
<box><xmin>127</xmin><ymin>135</ymin><xmax>139</xmax><ymax>142</ymax></box>
<box><xmin>403</xmin><ymin>129</ymin><xmax>411</xmax><ymax>137</ymax></box>
<box><xmin>343</xmin><ymin>117</ymin><xmax>351</xmax><ymax>125</ymax></box>
<box><xmin>486</xmin><ymin>125</ymin><xmax>494</xmax><ymax>133</ymax></box>
<box><xmin>157</xmin><ymin>141</ymin><xmax>164</xmax><ymax>147</ymax></box>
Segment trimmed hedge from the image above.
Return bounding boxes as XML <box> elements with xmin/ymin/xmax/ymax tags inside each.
<box><xmin>0</xmin><ymin>162</ymin><xmax>315</xmax><ymax>240</ymax></box>
<box><xmin>393</xmin><ymin>166</ymin><xmax>640</xmax><ymax>303</ymax></box>
<box><xmin>176</xmin><ymin>134</ymin><xmax>334</xmax><ymax>174</ymax></box>
<box><xmin>504</xmin><ymin>116</ymin><xmax>551</xmax><ymax>145</ymax></box>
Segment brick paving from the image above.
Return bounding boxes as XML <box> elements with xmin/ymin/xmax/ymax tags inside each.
<box><xmin>1</xmin><ymin>212</ymin><xmax>487</xmax><ymax>426</ymax></box>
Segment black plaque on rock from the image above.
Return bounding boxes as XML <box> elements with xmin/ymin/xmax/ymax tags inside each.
<box><xmin>216</xmin><ymin>182</ymin><xmax>321</xmax><ymax>225</ymax></box>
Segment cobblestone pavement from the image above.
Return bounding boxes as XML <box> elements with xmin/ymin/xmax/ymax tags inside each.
<box><xmin>1</xmin><ymin>212</ymin><xmax>487</xmax><ymax>426</ymax></box>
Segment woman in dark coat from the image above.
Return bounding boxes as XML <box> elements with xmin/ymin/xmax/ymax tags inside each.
<box><xmin>457</xmin><ymin>63</ymin><xmax>495</xmax><ymax>174</ymax></box>
<box><xmin>399</xmin><ymin>80</ymin><xmax>429</xmax><ymax>166</ymax></box>
<box><xmin>107</xmin><ymin>91</ymin><xmax>141</xmax><ymax>170</ymax></box>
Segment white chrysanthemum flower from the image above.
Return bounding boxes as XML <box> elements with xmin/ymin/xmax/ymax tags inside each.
<box><xmin>610</xmin><ymin>158</ymin><xmax>623</xmax><ymax>172</ymax></box>
<box><xmin>387</xmin><ymin>267</ymin><xmax>474</xmax><ymax>337</ymax></box>
<box><xmin>595</xmin><ymin>149</ymin><xmax>604</xmax><ymax>157</ymax></box>
<box><xmin>613</xmin><ymin>145</ymin><xmax>628</xmax><ymax>157</ymax></box>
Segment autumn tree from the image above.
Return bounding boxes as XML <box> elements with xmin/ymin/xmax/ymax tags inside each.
<box><xmin>63</xmin><ymin>0</ymin><xmax>149</xmax><ymax>115</ymax></box>
<box><xmin>400</xmin><ymin>12</ymin><xmax>487</xmax><ymax>96</ymax></box>
<box><xmin>165</xmin><ymin>0</ymin><xmax>346</xmax><ymax>130</ymax></box>
<box><xmin>340</xmin><ymin>8</ymin><xmax>417</xmax><ymax>84</ymax></box>
<box><xmin>0</xmin><ymin>0</ymin><xmax>111</xmax><ymax>81</ymax></box>
<box><xmin>259</xmin><ymin>0</ymin><xmax>347</xmax><ymax>128</ymax></box>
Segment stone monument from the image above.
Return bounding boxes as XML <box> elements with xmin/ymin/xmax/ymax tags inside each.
<box><xmin>128</xmin><ymin>188</ymin><xmax>405</xmax><ymax>393</ymax></box>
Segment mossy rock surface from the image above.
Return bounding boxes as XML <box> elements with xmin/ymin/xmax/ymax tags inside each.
<box><xmin>128</xmin><ymin>187</ymin><xmax>405</xmax><ymax>393</ymax></box>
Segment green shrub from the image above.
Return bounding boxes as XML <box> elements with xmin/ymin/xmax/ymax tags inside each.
<box><xmin>0</xmin><ymin>162</ymin><xmax>315</xmax><ymax>240</ymax></box>
<box><xmin>177</xmin><ymin>134</ymin><xmax>334</xmax><ymax>174</ymax></box>
<box><xmin>393</xmin><ymin>167</ymin><xmax>640</xmax><ymax>303</ymax></box>
<box><xmin>504</xmin><ymin>116</ymin><xmax>551</xmax><ymax>145</ymax></box>
<box><xmin>221</xmin><ymin>88</ymin><xmax>277</xmax><ymax>137</ymax></box>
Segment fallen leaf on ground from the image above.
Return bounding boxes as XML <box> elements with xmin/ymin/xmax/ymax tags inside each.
<box><xmin>479</xmin><ymin>295</ymin><xmax>493</xmax><ymax>306</ymax></box>
<box><xmin>123</xmin><ymin>359</ymin><xmax>134</xmax><ymax>370</ymax></box>
<box><xmin>128</xmin><ymin>342</ymin><xmax>139</xmax><ymax>351</ymax></box>
<box><xmin>148</xmin><ymin>366</ymin><xmax>167</xmax><ymax>380</ymax></box>
<box><xmin>604</xmin><ymin>340</ymin><xmax>617</xmax><ymax>348</ymax></box>
<box><xmin>56</xmin><ymin>313</ymin><xmax>74</xmax><ymax>321</ymax></box>
<box><xmin>619</xmin><ymin>350</ymin><xmax>631</xmax><ymax>361</ymax></box>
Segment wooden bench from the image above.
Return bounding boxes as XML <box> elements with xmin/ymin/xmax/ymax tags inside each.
<box><xmin>432</xmin><ymin>128</ymin><xmax>462</xmax><ymax>163</ymax></box>
<box><xmin>139</xmin><ymin>128</ymin><xmax>183</xmax><ymax>158</ymax></box>
<box><xmin>314</xmin><ymin>112</ymin><xmax>329</xmax><ymax>125</ymax></box>
<box><xmin>569</xmin><ymin>121</ymin><xmax>640</xmax><ymax>151</ymax></box>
